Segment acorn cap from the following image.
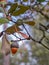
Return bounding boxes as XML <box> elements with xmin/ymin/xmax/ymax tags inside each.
<box><xmin>11</xmin><ymin>42</ymin><xmax>19</xmax><ymax>48</ymax></box>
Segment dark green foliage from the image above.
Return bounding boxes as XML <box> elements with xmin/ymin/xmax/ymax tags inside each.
<box><xmin>37</xmin><ymin>0</ymin><xmax>45</xmax><ymax>2</ymax></box>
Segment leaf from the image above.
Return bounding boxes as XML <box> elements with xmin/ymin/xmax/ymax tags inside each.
<box><xmin>0</xmin><ymin>18</ymin><xmax>9</xmax><ymax>24</ymax></box>
<box><xmin>16</xmin><ymin>19</ymin><xmax>35</xmax><ymax>26</ymax></box>
<box><xmin>23</xmin><ymin>21</ymin><xmax>35</xmax><ymax>26</ymax></box>
<box><xmin>15</xmin><ymin>19</ymin><xmax>23</xmax><ymax>26</ymax></box>
<box><xmin>1</xmin><ymin>34</ymin><xmax>10</xmax><ymax>55</ymax></box>
<box><xmin>5</xmin><ymin>24</ymin><xmax>22</xmax><ymax>35</ymax></box>
<box><xmin>37</xmin><ymin>0</ymin><xmax>45</xmax><ymax>2</ymax></box>
<box><xmin>0</xmin><ymin>7</ymin><xmax>4</xmax><ymax>12</ymax></box>
<box><xmin>8</xmin><ymin>3</ymin><xmax>18</xmax><ymax>13</ymax></box>
<box><xmin>23</xmin><ymin>0</ymin><xmax>28</xmax><ymax>2</ymax></box>
<box><xmin>12</xmin><ymin>5</ymin><xmax>29</xmax><ymax>16</ymax></box>
<box><xmin>18</xmin><ymin>32</ymin><xmax>29</xmax><ymax>39</ymax></box>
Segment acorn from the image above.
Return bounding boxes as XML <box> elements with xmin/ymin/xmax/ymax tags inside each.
<box><xmin>11</xmin><ymin>42</ymin><xmax>19</xmax><ymax>54</ymax></box>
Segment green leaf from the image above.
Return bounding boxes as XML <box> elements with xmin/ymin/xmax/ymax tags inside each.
<box><xmin>23</xmin><ymin>0</ymin><xmax>28</xmax><ymax>2</ymax></box>
<box><xmin>0</xmin><ymin>7</ymin><xmax>4</xmax><ymax>12</ymax></box>
<box><xmin>23</xmin><ymin>21</ymin><xmax>35</xmax><ymax>26</ymax></box>
<box><xmin>16</xmin><ymin>19</ymin><xmax>23</xmax><ymax>26</ymax></box>
<box><xmin>37</xmin><ymin>0</ymin><xmax>45</xmax><ymax>2</ymax></box>
<box><xmin>12</xmin><ymin>5</ymin><xmax>29</xmax><ymax>16</ymax></box>
<box><xmin>0</xmin><ymin>18</ymin><xmax>9</xmax><ymax>24</ymax></box>
<box><xmin>8</xmin><ymin>3</ymin><xmax>18</xmax><ymax>13</ymax></box>
<box><xmin>5</xmin><ymin>24</ymin><xmax>22</xmax><ymax>35</ymax></box>
<box><xmin>16</xmin><ymin>19</ymin><xmax>35</xmax><ymax>26</ymax></box>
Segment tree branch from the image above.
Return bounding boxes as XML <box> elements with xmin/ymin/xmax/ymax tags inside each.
<box><xmin>30</xmin><ymin>2</ymin><xmax>49</xmax><ymax>19</ymax></box>
<box><xmin>22</xmin><ymin>24</ymin><xmax>49</xmax><ymax>50</ymax></box>
<box><xmin>11</xmin><ymin>37</ymin><xmax>30</xmax><ymax>42</ymax></box>
<box><xmin>2</xmin><ymin>2</ymin><xmax>49</xmax><ymax>50</ymax></box>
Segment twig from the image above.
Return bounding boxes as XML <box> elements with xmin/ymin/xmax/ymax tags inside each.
<box><xmin>39</xmin><ymin>41</ymin><xmax>49</xmax><ymax>50</ymax></box>
<box><xmin>12</xmin><ymin>34</ymin><xmax>21</xmax><ymax>39</ymax></box>
<box><xmin>11</xmin><ymin>37</ymin><xmax>30</xmax><ymax>42</ymax></box>
<box><xmin>22</xmin><ymin>23</ymin><xmax>49</xmax><ymax>50</ymax></box>
<box><xmin>31</xmin><ymin>5</ymin><xmax>49</xmax><ymax>19</ymax></box>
